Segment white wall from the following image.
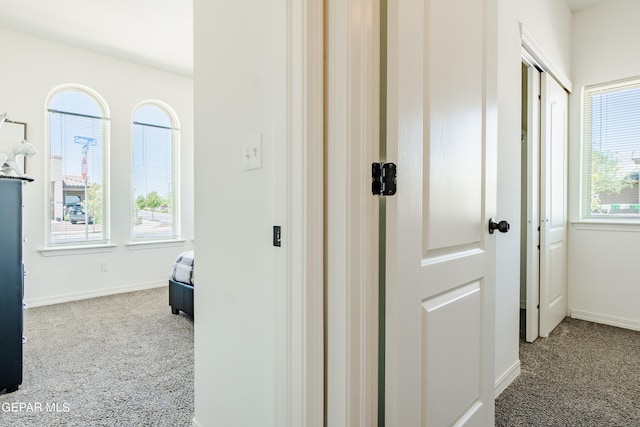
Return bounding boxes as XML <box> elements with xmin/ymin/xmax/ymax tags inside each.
<box><xmin>568</xmin><ymin>0</ymin><xmax>640</xmax><ymax>330</ymax></box>
<box><xmin>193</xmin><ymin>1</ymin><xmax>284</xmax><ymax>425</ymax></box>
<box><xmin>495</xmin><ymin>0</ymin><xmax>572</xmax><ymax>393</ymax></box>
<box><xmin>0</xmin><ymin>28</ymin><xmax>194</xmax><ymax>306</ymax></box>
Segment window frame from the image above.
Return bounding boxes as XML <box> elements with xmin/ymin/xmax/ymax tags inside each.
<box><xmin>45</xmin><ymin>84</ymin><xmax>111</xmax><ymax>248</ymax></box>
<box><xmin>130</xmin><ymin>101</ymin><xmax>181</xmax><ymax>243</ymax></box>
<box><xmin>581</xmin><ymin>76</ymin><xmax>640</xmax><ymax>222</ymax></box>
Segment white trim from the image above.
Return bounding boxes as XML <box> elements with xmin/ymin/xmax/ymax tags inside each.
<box><xmin>191</xmin><ymin>417</ymin><xmax>203</xmax><ymax>427</ymax></box>
<box><xmin>520</xmin><ymin>24</ymin><xmax>573</xmax><ymax>93</ymax></box>
<box><xmin>571</xmin><ymin>309</ymin><xmax>640</xmax><ymax>331</ymax></box>
<box><xmin>325</xmin><ymin>0</ymin><xmax>380</xmax><ymax>424</ymax></box>
<box><xmin>276</xmin><ymin>0</ymin><xmax>324</xmax><ymax>425</ymax></box>
<box><xmin>126</xmin><ymin>239</ymin><xmax>187</xmax><ymax>250</ymax></box>
<box><xmin>39</xmin><ymin>244</ymin><xmax>116</xmax><ymax>257</ymax></box>
<box><xmin>494</xmin><ymin>360</ymin><xmax>521</xmax><ymax>398</ymax></box>
<box><xmin>24</xmin><ymin>280</ymin><xmax>165</xmax><ymax>308</ymax></box>
<box><xmin>571</xmin><ymin>220</ymin><xmax>640</xmax><ymax>232</ymax></box>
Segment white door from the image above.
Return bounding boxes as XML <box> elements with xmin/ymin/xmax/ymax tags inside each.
<box><xmin>524</xmin><ymin>64</ymin><xmax>541</xmax><ymax>343</ymax></box>
<box><xmin>385</xmin><ymin>0</ymin><xmax>497</xmax><ymax>425</ymax></box>
<box><xmin>539</xmin><ymin>72</ymin><xmax>569</xmax><ymax>337</ymax></box>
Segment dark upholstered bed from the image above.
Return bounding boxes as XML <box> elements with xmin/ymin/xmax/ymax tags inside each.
<box><xmin>169</xmin><ymin>251</ymin><xmax>194</xmax><ymax>317</ymax></box>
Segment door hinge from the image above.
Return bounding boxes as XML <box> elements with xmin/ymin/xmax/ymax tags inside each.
<box><xmin>372</xmin><ymin>162</ymin><xmax>397</xmax><ymax>196</ymax></box>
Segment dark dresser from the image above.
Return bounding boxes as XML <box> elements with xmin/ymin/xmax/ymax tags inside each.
<box><xmin>0</xmin><ymin>177</ymin><xmax>30</xmax><ymax>393</ymax></box>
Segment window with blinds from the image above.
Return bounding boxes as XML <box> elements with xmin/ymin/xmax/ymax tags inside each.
<box><xmin>583</xmin><ymin>78</ymin><xmax>640</xmax><ymax>219</ymax></box>
<box><xmin>132</xmin><ymin>104</ymin><xmax>179</xmax><ymax>241</ymax></box>
<box><xmin>47</xmin><ymin>88</ymin><xmax>109</xmax><ymax>246</ymax></box>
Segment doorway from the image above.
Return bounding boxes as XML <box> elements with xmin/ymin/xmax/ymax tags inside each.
<box><xmin>520</xmin><ymin>56</ymin><xmax>570</xmax><ymax>343</ymax></box>
<box><xmin>520</xmin><ymin>61</ymin><xmax>541</xmax><ymax>342</ymax></box>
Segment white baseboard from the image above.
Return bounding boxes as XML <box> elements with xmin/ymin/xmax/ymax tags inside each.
<box><xmin>191</xmin><ymin>417</ymin><xmax>203</xmax><ymax>427</ymax></box>
<box><xmin>24</xmin><ymin>281</ymin><xmax>166</xmax><ymax>308</ymax></box>
<box><xmin>494</xmin><ymin>360</ymin><xmax>521</xmax><ymax>398</ymax></box>
<box><xmin>570</xmin><ymin>309</ymin><xmax>640</xmax><ymax>332</ymax></box>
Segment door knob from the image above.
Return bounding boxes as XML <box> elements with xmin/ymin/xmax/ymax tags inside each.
<box><xmin>488</xmin><ymin>218</ymin><xmax>510</xmax><ymax>234</ymax></box>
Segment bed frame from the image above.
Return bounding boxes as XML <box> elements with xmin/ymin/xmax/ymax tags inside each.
<box><xmin>169</xmin><ymin>278</ymin><xmax>194</xmax><ymax>317</ymax></box>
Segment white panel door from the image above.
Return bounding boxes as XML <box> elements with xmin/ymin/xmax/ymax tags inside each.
<box><xmin>385</xmin><ymin>0</ymin><xmax>497</xmax><ymax>425</ymax></box>
<box><xmin>539</xmin><ymin>73</ymin><xmax>568</xmax><ymax>337</ymax></box>
<box><xmin>525</xmin><ymin>65</ymin><xmax>541</xmax><ymax>343</ymax></box>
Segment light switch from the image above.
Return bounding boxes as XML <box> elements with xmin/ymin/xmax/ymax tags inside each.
<box><xmin>242</xmin><ymin>134</ymin><xmax>262</xmax><ymax>171</ymax></box>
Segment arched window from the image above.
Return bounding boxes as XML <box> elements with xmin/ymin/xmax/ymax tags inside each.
<box><xmin>47</xmin><ymin>85</ymin><xmax>109</xmax><ymax>246</ymax></box>
<box><xmin>131</xmin><ymin>102</ymin><xmax>180</xmax><ymax>241</ymax></box>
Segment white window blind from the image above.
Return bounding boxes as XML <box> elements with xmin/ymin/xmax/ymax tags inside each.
<box><xmin>132</xmin><ymin>105</ymin><xmax>179</xmax><ymax>241</ymax></box>
<box><xmin>47</xmin><ymin>90</ymin><xmax>109</xmax><ymax>246</ymax></box>
<box><xmin>583</xmin><ymin>78</ymin><xmax>640</xmax><ymax>219</ymax></box>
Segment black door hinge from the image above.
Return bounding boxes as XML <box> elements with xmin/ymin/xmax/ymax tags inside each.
<box><xmin>372</xmin><ymin>162</ymin><xmax>397</xmax><ymax>196</ymax></box>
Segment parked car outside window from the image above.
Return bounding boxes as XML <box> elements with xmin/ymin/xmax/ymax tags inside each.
<box><xmin>69</xmin><ymin>204</ymin><xmax>93</xmax><ymax>224</ymax></box>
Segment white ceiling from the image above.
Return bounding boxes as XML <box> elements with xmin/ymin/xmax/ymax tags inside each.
<box><xmin>0</xmin><ymin>1</ymin><xmax>610</xmax><ymax>78</ymax></box>
<box><xmin>0</xmin><ymin>0</ymin><xmax>192</xmax><ymax>77</ymax></box>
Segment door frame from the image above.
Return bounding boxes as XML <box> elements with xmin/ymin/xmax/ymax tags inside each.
<box><xmin>324</xmin><ymin>0</ymin><xmax>380</xmax><ymax>425</ymax></box>
<box><xmin>520</xmin><ymin>26</ymin><xmax>572</xmax><ymax>343</ymax></box>
<box><xmin>279</xmin><ymin>1</ymin><xmax>325</xmax><ymax>426</ymax></box>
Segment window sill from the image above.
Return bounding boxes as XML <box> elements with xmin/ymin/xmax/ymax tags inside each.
<box><xmin>571</xmin><ymin>220</ymin><xmax>640</xmax><ymax>232</ymax></box>
<box><xmin>126</xmin><ymin>239</ymin><xmax>187</xmax><ymax>250</ymax></box>
<box><xmin>39</xmin><ymin>244</ymin><xmax>117</xmax><ymax>257</ymax></box>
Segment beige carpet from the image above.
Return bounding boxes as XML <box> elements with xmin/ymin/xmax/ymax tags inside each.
<box><xmin>0</xmin><ymin>287</ymin><xmax>193</xmax><ymax>427</ymax></box>
<box><xmin>496</xmin><ymin>318</ymin><xmax>640</xmax><ymax>426</ymax></box>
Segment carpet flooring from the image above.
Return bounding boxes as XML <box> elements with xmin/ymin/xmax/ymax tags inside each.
<box><xmin>0</xmin><ymin>287</ymin><xmax>193</xmax><ymax>427</ymax></box>
<box><xmin>5</xmin><ymin>290</ymin><xmax>637</xmax><ymax>426</ymax></box>
<box><xmin>496</xmin><ymin>317</ymin><xmax>640</xmax><ymax>426</ymax></box>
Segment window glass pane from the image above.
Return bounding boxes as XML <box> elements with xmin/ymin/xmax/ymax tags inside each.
<box><xmin>48</xmin><ymin>91</ymin><xmax>108</xmax><ymax>245</ymax></box>
<box><xmin>50</xmin><ymin>91</ymin><xmax>102</xmax><ymax>117</ymax></box>
<box><xmin>132</xmin><ymin>105</ymin><xmax>178</xmax><ymax>240</ymax></box>
<box><xmin>583</xmin><ymin>80</ymin><xmax>640</xmax><ymax>218</ymax></box>
<box><xmin>134</xmin><ymin>105</ymin><xmax>172</xmax><ymax>128</ymax></box>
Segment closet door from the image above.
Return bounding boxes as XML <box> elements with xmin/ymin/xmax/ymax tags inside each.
<box><xmin>539</xmin><ymin>73</ymin><xmax>569</xmax><ymax>337</ymax></box>
<box><xmin>524</xmin><ymin>65</ymin><xmax>541</xmax><ymax>343</ymax></box>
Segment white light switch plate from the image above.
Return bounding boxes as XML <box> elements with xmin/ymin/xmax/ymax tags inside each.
<box><xmin>242</xmin><ymin>134</ymin><xmax>262</xmax><ymax>171</ymax></box>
